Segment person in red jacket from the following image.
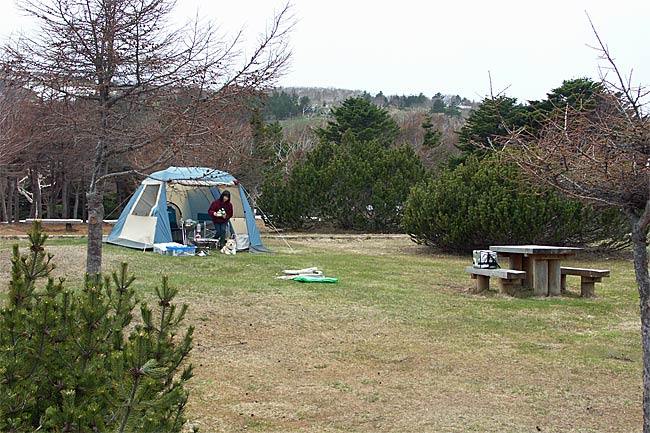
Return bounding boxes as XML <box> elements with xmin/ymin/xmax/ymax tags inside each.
<box><xmin>208</xmin><ymin>190</ymin><xmax>234</xmax><ymax>249</ymax></box>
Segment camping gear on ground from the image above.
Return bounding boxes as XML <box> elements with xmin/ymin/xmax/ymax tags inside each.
<box><xmin>277</xmin><ymin>267</ymin><xmax>338</xmax><ymax>283</ymax></box>
<box><xmin>166</xmin><ymin>245</ymin><xmax>196</xmax><ymax>256</ymax></box>
<box><xmin>292</xmin><ymin>275</ymin><xmax>339</xmax><ymax>283</ymax></box>
<box><xmin>282</xmin><ymin>267</ymin><xmax>322</xmax><ymax>276</ymax></box>
<box><xmin>153</xmin><ymin>242</ymin><xmax>185</xmax><ymax>255</ymax></box>
<box><xmin>193</xmin><ymin>238</ymin><xmax>219</xmax><ymax>254</ymax></box>
<box><xmin>152</xmin><ymin>242</ymin><xmax>196</xmax><ymax>256</ymax></box>
<box><xmin>181</xmin><ymin>219</ymin><xmax>196</xmax><ymax>245</ymax></box>
<box><xmin>472</xmin><ymin>250</ymin><xmax>499</xmax><ymax>269</ymax></box>
<box><xmin>105</xmin><ymin>167</ymin><xmax>270</xmax><ymax>253</ymax></box>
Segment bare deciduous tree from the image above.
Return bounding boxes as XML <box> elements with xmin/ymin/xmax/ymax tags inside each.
<box><xmin>499</xmin><ymin>24</ymin><xmax>650</xmax><ymax>431</ymax></box>
<box><xmin>2</xmin><ymin>0</ymin><xmax>293</xmax><ymax>273</ymax></box>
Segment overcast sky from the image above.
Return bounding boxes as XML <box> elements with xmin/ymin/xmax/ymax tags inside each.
<box><xmin>1</xmin><ymin>0</ymin><xmax>648</xmax><ymax>103</ymax></box>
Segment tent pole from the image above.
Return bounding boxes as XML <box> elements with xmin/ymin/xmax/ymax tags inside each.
<box><xmin>241</xmin><ymin>186</ymin><xmax>294</xmax><ymax>253</ymax></box>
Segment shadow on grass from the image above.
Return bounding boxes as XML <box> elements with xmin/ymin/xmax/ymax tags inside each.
<box><xmin>468</xmin><ymin>286</ymin><xmax>601</xmax><ymax>301</ymax></box>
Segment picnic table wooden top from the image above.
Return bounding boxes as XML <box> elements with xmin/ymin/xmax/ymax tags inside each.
<box><xmin>489</xmin><ymin>245</ymin><xmax>582</xmax><ymax>256</ymax></box>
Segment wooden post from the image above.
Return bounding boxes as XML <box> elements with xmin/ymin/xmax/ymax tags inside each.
<box><xmin>0</xmin><ymin>174</ymin><xmax>6</xmax><ymax>222</ymax></box>
<box><xmin>508</xmin><ymin>254</ymin><xmax>524</xmax><ymax>286</ymax></box>
<box><xmin>548</xmin><ymin>259</ymin><xmax>561</xmax><ymax>295</ymax></box>
<box><xmin>533</xmin><ymin>259</ymin><xmax>548</xmax><ymax>296</ymax></box>
<box><xmin>497</xmin><ymin>279</ymin><xmax>517</xmax><ymax>295</ymax></box>
<box><xmin>581</xmin><ymin>277</ymin><xmax>596</xmax><ymax>297</ymax></box>
<box><xmin>476</xmin><ymin>275</ymin><xmax>489</xmax><ymax>291</ymax></box>
<box><xmin>561</xmin><ymin>274</ymin><xmax>567</xmax><ymax>293</ymax></box>
<box><xmin>523</xmin><ymin>256</ymin><xmax>534</xmax><ymax>288</ymax></box>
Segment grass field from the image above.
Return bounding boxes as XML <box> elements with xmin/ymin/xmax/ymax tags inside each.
<box><xmin>0</xmin><ymin>234</ymin><xmax>642</xmax><ymax>432</ymax></box>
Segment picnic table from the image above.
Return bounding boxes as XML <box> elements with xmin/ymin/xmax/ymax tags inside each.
<box><xmin>490</xmin><ymin>245</ymin><xmax>581</xmax><ymax>296</ymax></box>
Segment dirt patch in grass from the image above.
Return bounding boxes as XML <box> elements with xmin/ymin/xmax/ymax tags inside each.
<box><xmin>0</xmin><ymin>244</ymin><xmax>88</xmax><ymax>284</ymax></box>
<box><xmin>0</xmin><ymin>223</ymin><xmax>103</xmax><ymax>281</ymax></box>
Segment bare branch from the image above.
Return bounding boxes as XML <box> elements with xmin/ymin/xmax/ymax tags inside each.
<box><xmin>1</xmin><ymin>0</ymin><xmax>294</xmax><ymax>272</ymax></box>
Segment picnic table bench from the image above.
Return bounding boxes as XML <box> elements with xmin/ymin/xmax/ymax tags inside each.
<box><xmin>465</xmin><ymin>266</ymin><xmax>527</xmax><ymax>294</ymax></box>
<box><xmin>561</xmin><ymin>267</ymin><xmax>610</xmax><ymax>297</ymax></box>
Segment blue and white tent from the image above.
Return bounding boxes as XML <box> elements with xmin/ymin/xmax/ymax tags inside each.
<box><xmin>105</xmin><ymin>166</ymin><xmax>268</xmax><ymax>252</ymax></box>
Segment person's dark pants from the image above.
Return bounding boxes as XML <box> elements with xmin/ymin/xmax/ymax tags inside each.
<box><xmin>215</xmin><ymin>222</ymin><xmax>228</xmax><ymax>248</ymax></box>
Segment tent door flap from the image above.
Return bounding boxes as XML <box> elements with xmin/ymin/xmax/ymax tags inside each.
<box><xmin>120</xmin><ymin>215</ymin><xmax>158</xmax><ymax>246</ymax></box>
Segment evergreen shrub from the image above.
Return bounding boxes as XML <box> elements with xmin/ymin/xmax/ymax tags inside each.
<box><xmin>401</xmin><ymin>156</ymin><xmax>629</xmax><ymax>252</ymax></box>
<box><xmin>0</xmin><ymin>222</ymin><xmax>195</xmax><ymax>432</ymax></box>
<box><xmin>259</xmin><ymin>136</ymin><xmax>424</xmax><ymax>231</ymax></box>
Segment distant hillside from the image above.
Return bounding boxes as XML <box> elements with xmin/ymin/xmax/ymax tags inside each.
<box><xmin>264</xmin><ymin>86</ymin><xmax>478</xmax><ymax>170</ymax></box>
<box><xmin>277</xmin><ymin>87</ymin><xmax>365</xmax><ymax>108</ymax></box>
<box><xmin>277</xmin><ymin>86</ymin><xmax>479</xmax><ymax>111</ymax></box>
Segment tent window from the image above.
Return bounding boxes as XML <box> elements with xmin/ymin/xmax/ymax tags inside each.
<box><xmin>132</xmin><ymin>184</ymin><xmax>160</xmax><ymax>216</ymax></box>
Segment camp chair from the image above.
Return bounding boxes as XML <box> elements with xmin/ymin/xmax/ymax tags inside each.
<box><xmin>167</xmin><ymin>204</ymin><xmax>183</xmax><ymax>243</ymax></box>
<box><xmin>197</xmin><ymin>212</ymin><xmax>234</xmax><ymax>241</ymax></box>
<box><xmin>196</xmin><ymin>213</ymin><xmax>215</xmax><ymax>238</ymax></box>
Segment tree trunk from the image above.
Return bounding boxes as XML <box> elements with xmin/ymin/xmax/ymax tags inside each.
<box><xmin>73</xmin><ymin>183</ymin><xmax>80</xmax><ymax>220</ymax></box>
<box><xmin>86</xmin><ymin>105</ymin><xmax>110</xmax><ymax>274</ymax></box>
<box><xmin>47</xmin><ymin>167</ymin><xmax>59</xmax><ymax>218</ymax></box>
<box><xmin>30</xmin><ymin>168</ymin><xmax>42</xmax><ymax>219</ymax></box>
<box><xmin>47</xmin><ymin>186</ymin><xmax>55</xmax><ymax>218</ymax></box>
<box><xmin>632</xmin><ymin>219</ymin><xmax>650</xmax><ymax>433</ymax></box>
<box><xmin>114</xmin><ymin>177</ymin><xmax>122</xmax><ymax>218</ymax></box>
<box><xmin>8</xmin><ymin>177</ymin><xmax>15</xmax><ymax>223</ymax></box>
<box><xmin>86</xmin><ymin>187</ymin><xmax>105</xmax><ymax>274</ymax></box>
<box><xmin>0</xmin><ymin>174</ymin><xmax>6</xmax><ymax>222</ymax></box>
<box><xmin>14</xmin><ymin>177</ymin><xmax>21</xmax><ymax>222</ymax></box>
<box><xmin>62</xmin><ymin>178</ymin><xmax>69</xmax><ymax>219</ymax></box>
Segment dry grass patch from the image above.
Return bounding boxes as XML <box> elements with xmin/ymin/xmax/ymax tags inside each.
<box><xmin>0</xmin><ymin>233</ymin><xmax>642</xmax><ymax>432</ymax></box>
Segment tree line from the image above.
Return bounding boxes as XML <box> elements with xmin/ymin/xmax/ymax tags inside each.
<box><xmin>262</xmin><ymin>88</ymin><xmax>475</xmax><ymax>120</ymax></box>
<box><xmin>1</xmin><ymin>71</ymin><xmax>630</xmax><ymax>254</ymax></box>
<box><xmin>259</xmin><ymin>79</ymin><xmax>629</xmax><ymax>252</ymax></box>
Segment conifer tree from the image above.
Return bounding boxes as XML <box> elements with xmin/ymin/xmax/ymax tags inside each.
<box><xmin>0</xmin><ymin>222</ymin><xmax>195</xmax><ymax>432</ymax></box>
<box><xmin>316</xmin><ymin>97</ymin><xmax>400</xmax><ymax>147</ymax></box>
<box><xmin>421</xmin><ymin>114</ymin><xmax>442</xmax><ymax>149</ymax></box>
<box><xmin>401</xmin><ymin>156</ymin><xmax>630</xmax><ymax>252</ymax></box>
<box><xmin>454</xmin><ymin>95</ymin><xmax>529</xmax><ymax>165</ymax></box>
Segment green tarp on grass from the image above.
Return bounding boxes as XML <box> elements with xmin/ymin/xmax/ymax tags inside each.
<box><xmin>292</xmin><ymin>276</ymin><xmax>338</xmax><ymax>283</ymax></box>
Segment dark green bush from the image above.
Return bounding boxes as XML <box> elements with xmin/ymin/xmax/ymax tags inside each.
<box><xmin>259</xmin><ymin>135</ymin><xmax>424</xmax><ymax>231</ymax></box>
<box><xmin>0</xmin><ymin>222</ymin><xmax>194</xmax><ymax>432</ymax></box>
<box><xmin>402</xmin><ymin>156</ymin><xmax>630</xmax><ymax>252</ymax></box>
